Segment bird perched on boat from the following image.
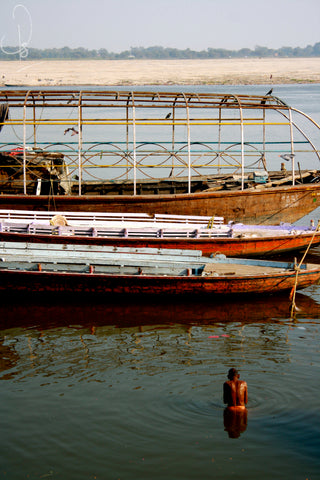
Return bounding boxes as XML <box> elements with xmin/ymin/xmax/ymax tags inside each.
<box><xmin>261</xmin><ymin>88</ymin><xmax>273</xmax><ymax>104</ymax></box>
<box><xmin>67</xmin><ymin>93</ymin><xmax>77</xmax><ymax>104</ymax></box>
<box><xmin>280</xmin><ymin>153</ymin><xmax>295</xmax><ymax>162</ymax></box>
<box><xmin>165</xmin><ymin>112</ymin><xmax>172</xmax><ymax>119</ymax></box>
<box><xmin>64</xmin><ymin>127</ymin><xmax>79</xmax><ymax>136</ymax></box>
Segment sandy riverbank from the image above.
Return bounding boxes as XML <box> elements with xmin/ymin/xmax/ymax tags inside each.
<box><xmin>1</xmin><ymin>58</ymin><xmax>320</xmax><ymax>86</ymax></box>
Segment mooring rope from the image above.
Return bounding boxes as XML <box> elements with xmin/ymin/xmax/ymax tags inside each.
<box><xmin>207</xmin><ymin>214</ymin><xmax>215</xmax><ymax>229</ymax></box>
<box><xmin>290</xmin><ymin>220</ymin><xmax>320</xmax><ymax>318</ymax></box>
<box><xmin>48</xmin><ymin>177</ymin><xmax>57</xmax><ymax>212</ymax></box>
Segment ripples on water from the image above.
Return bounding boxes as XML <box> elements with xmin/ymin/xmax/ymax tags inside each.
<box><xmin>1</xmin><ymin>288</ymin><xmax>320</xmax><ymax>480</ymax></box>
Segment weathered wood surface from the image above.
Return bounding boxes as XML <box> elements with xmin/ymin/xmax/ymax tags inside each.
<box><xmin>1</xmin><ymin>182</ymin><xmax>320</xmax><ymax>224</ymax></box>
<box><xmin>0</xmin><ymin>240</ymin><xmax>311</xmax><ymax>272</ymax></box>
<box><xmin>0</xmin><ymin>151</ymin><xmax>71</xmax><ymax>195</ymax></box>
<box><xmin>67</xmin><ymin>170</ymin><xmax>319</xmax><ymax>196</ymax></box>
<box><xmin>0</xmin><ymin>260</ymin><xmax>319</xmax><ymax>296</ymax></box>
<box><xmin>1</xmin><ymin>241</ymin><xmax>319</xmax><ymax>295</ymax></box>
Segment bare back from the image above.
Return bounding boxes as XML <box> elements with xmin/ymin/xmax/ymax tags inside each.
<box><xmin>224</xmin><ymin>379</ymin><xmax>248</xmax><ymax>408</ymax></box>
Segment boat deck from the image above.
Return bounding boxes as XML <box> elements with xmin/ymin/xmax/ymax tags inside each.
<box><xmin>202</xmin><ymin>262</ymin><xmax>295</xmax><ymax>276</ymax></box>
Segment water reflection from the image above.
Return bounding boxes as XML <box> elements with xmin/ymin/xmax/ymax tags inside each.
<box><xmin>1</xmin><ymin>290</ymin><xmax>320</xmax><ymax>480</ymax></box>
<box><xmin>223</xmin><ymin>408</ymin><xmax>248</xmax><ymax>439</ymax></box>
<box><xmin>0</xmin><ymin>290</ymin><xmax>319</xmax><ymax>330</ymax></box>
<box><xmin>0</xmin><ymin>291</ymin><xmax>319</xmax><ymax>381</ymax></box>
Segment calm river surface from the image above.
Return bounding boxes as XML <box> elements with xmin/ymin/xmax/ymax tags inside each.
<box><xmin>1</xmin><ymin>84</ymin><xmax>320</xmax><ymax>480</ymax></box>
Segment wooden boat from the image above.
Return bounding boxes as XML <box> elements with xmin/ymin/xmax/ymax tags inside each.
<box><xmin>1</xmin><ymin>182</ymin><xmax>320</xmax><ymax>225</ymax></box>
<box><xmin>0</xmin><ymin>242</ymin><xmax>319</xmax><ymax>296</ymax></box>
<box><xmin>1</xmin><ymin>90</ymin><xmax>320</xmax><ymax>224</ymax></box>
<box><xmin>0</xmin><ymin>209</ymin><xmax>319</xmax><ymax>257</ymax></box>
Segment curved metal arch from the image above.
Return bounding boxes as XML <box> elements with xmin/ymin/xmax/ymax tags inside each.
<box><xmin>229</xmin><ymin>94</ymin><xmax>245</xmax><ymax>189</ymax></box>
<box><xmin>275</xmin><ymin>107</ymin><xmax>320</xmax><ymax>163</ymax></box>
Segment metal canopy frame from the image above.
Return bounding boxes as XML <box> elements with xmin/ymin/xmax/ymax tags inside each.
<box><xmin>0</xmin><ymin>89</ymin><xmax>319</xmax><ymax>196</ymax></box>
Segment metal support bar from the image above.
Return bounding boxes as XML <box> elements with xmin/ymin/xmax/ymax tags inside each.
<box><xmin>32</xmin><ymin>96</ymin><xmax>36</xmax><ymax>148</ymax></box>
<box><xmin>218</xmin><ymin>106</ymin><xmax>222</xmax><ymax>174</ymax></box>
<box><xmin>126</xmin><ymin>103</ymin><xmax>129</xmax><ymax>179</ymax></box>
<box><xmin>183</xmin><ymin>94</ymin><xmax>191</xmax><ymax>193</ymax></box>
<box><xmin>23</xmin><ymin>104</ymin><xmax>27</xmax><ymax>195</ymax></box>
<box><xmin>132</xmin><ymin>92</ymin><xmax>137</xmax><ymax>196</ymax></box>
<box><xmin>78</xmin><ymin>92</ymin><xmax>82</xmax><ymax>195</ymax></box>
<box><xmin>289</xmin><ymin>108</ymin><xmax>295</xmax><ymax>186</ymax></box>
<box><xmin>22</xmin><ymin>90</ymin><xmax>31</xmax><ymax>195</ymax></box>
<box><xmin>235</xmin><ymin>96</ymin><xmax>245</xmax><ymax>191</ymax></box>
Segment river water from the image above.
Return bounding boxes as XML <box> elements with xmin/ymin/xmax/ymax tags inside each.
<box><xmin>1</xmin><ymin>84</ymin><xmax>320</xmax><ymax>480</ymax></box>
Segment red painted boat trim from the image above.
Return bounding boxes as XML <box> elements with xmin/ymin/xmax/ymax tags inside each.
<box><xmin>1</xmin><ymin>230</ymin><xmax>320</xmax><ymax>257</ymax></box>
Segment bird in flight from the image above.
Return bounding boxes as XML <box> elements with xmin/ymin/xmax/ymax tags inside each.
<box><xmin>64</xmin><ymin>127</ymin><xmax>79</xmax><ymax>136</ymax></box>
<box><xmin>280</xmin><ymin>153</ymin><xmax>295</xmax><ymax>162</ymax></box>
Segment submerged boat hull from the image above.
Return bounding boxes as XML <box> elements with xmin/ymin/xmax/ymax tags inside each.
<box><xmin>1</xmin><ymin>182</ymin><xmax>320</xmax><ymax>224</ymax></box>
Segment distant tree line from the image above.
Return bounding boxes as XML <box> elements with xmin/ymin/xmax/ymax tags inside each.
<box><xmin>1</xmin><ymin>43</ymin><xmax>320</xmax><ymax>60</ymax></box>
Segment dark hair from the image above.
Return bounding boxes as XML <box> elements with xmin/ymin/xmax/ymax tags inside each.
<box><xmin>228</xmin><ymin>368</ymin><xmax>239</xmax><ymax>380</ymax></box>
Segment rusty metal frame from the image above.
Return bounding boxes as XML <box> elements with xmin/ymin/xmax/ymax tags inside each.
<box><xmin>0</xmin><ymin>89</ymin><xmax>290</xmax><ymax>109</ymax></box>
<box><xmin>0</xmin><ymin>89</ymin><xmax>320</xmax><ymax>196</ymax></box>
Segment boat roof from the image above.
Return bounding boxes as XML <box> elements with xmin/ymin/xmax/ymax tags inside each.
<box><xmin>0</xmin><ymin>89</ymin><xmax>289</xmax><ymax>109</ymax></box>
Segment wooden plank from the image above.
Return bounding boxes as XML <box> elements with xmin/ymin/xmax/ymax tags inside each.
<box><xmin>0</xmin><ymin>241</ymin><xmax>305</xmax><ymax>273</ymax></box>
<box><xmin>0</xmin><ymin>253</ymin><xmax>206</xmax><ymax>268</ymax></box>
<box><xmin>0</xmin><ymin>261</ymin><xmax>191</xmax><ymax>276</ymax></box>
<box><xmin>0</xmin><ymin>210</ymin><xmax>226</xmax><ymax>231</ymax></box>
<box><xmin>202</xmin><ymin>263</ymin><xmax>288</xmax><ymax>276</ymax></box>
<box><xmin>0</xmin><ymin>244</ymin><xmax>207</xmax><ymax>266</ymax></box>
<box><xmin>208</xmin><ymin>255</ymin><xmax>301</xmax><ymax>269</ymax></box>
<box><xmin>0</xmin><ymin>209</ymin><xmax>152</xmax><ymax>222</ymax></box>
<box><xmin>0</xmin><ymin>220</ymin><xmax>232</xmax><ymax>237</ymax></box>
<box><xmin>0</xmin><ymin>241</ymin><xmax>202</xmax><ymax>257</ymax></box>
<box><xmin>0</xmin><ymin>257</ymin><xmax>313</xmax><ymax>278</ymax></box>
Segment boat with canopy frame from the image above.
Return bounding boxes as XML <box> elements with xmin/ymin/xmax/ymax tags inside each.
<box><xmin>0</xmin><ymin>89</ymin><xmax>320</xmax><ymax>224</ymax></box>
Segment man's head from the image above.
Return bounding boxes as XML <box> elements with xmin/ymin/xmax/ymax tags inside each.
<box><xmin>227</xmin><ymin>368</ymin><xmax>239</xmax><ymax>380</ymax></box>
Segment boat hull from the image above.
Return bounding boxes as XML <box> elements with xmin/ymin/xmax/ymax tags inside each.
<box><xmin>0</xmin><ymin>230</ymin><xmax>320</xmax><ymax>257</ymax></box>
<box><xmin>0</xmin><ymin>267</ymin><xmax>319</xmax><ymax>296</ymax></box>
<box><xmin>1</xmin><ymin>183</ymin><xmax>320</xmax><ymax>224</ymax></box>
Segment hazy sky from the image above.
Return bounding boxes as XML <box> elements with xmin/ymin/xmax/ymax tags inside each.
<box><xmin>0</xmin><ymin>0</ymin><xmax>319</xmax><ymax>53</ymax></box>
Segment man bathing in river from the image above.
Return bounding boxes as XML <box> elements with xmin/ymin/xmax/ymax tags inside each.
<box><xmin>223</xmin><ymin>368</ymin><xmax>248</xmax><ymax>409</ymax></box>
